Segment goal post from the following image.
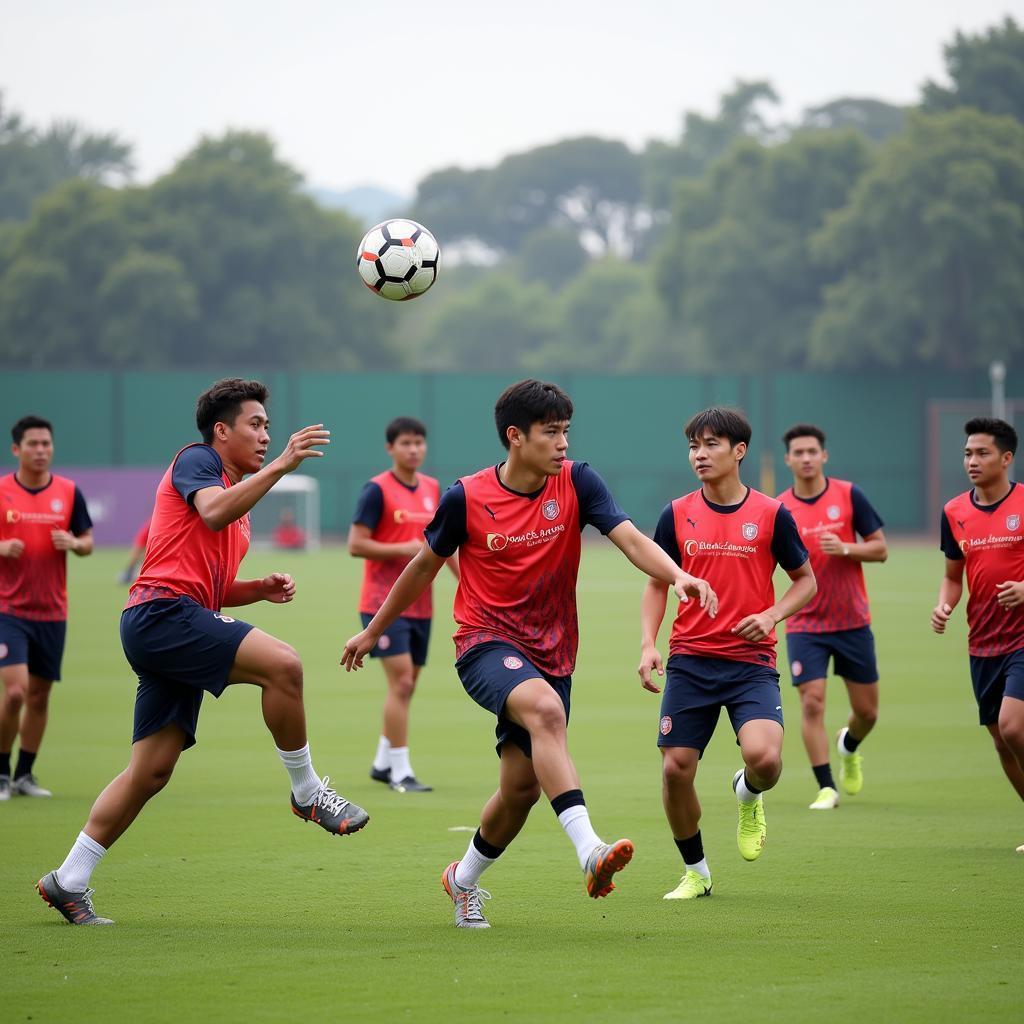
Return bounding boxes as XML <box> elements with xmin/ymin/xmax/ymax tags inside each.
<box><xmin>247</xmin><ymin>474</ymin><xmax>320</xmax><ymax>552</ymax></box>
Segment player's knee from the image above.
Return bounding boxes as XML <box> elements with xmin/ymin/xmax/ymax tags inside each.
<box><xmin>507</xmin><ymin>779</ymin><xmax>542</xmax><ymax>810</ymax></box>
<box><xmin>25</xmin><ymin>687</ymin><xmax>50</xmax><ymax>713</ymax></box>
<box><xmin>662</xmin><ymin>751</ymin><xmax>697</xmax><ymax>788</ymax></box>
<box><xmin>2</xmin><ymin>683</ymin><xmax>26</xmax><ymax>709</ymax></box>
<box><xmin>998</xmin><ymin>715</ymin><xmax>1024</xmax><ymax>750</ymax></box>
<box><xmin>525</xmin><ymin>697</ymin><xmax>567</xmax><ymax>737</ymax></box>
<box><xmin>858</xmin><ymin>705</ymin><xmax>879</xmax><ymax>728</ymax></box>
<box><xmin>746</xmin><ymin>749</ymin><xmax>782</xmax><ymax>782</ymax></box>
<box><xmin>132</xmin><ymin>760</ymin><xmax>176</xmax><ymax>796</ymax></box>
<box><xmin>800</xmin><ymin>692</ymin><xmax>825</xmax><ymax>719</ymax></box>
<box><xmin>390</xmin><ymin>674</ymin><xmax>416</xmax><ymax>701</ymax></box>
<box><xmin>269</xmin><ymin>644</ymin><xmax>304</xmax><ymax>697</ymax></box>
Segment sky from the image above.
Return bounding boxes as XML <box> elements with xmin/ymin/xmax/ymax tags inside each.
<box><xmin>3</xmin><ymin>0</ymin><xmax>1022</xmax><ymax>197</ymax></box>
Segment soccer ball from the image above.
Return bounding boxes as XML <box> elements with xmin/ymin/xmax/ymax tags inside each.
<box><xmin>356</xmin><ymin>219</ymin><xmax>440</xmax><ymax>301</ymax></box>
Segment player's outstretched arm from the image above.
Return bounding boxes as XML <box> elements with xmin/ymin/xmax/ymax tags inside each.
<box><xmin>932</xmin><ymin>559</ymin><xmax>964</xmax><ymax>633</ymax></box>
<box><xmin>639</xmin><ymin>578</ymin><xmax>670</xmax><ymax>694</ymax></box>
<box><xmin>733</xmin><ymin>561</ymin><xmax>816</xmax><ymax>642</ymax></box>
<box><xmin>224</xmin><ymin>573</ymin><xmax>296</xmax><ymax>607</ymax></box>
<box><xmin>341</xmin><ymin>547</ymin><xmax>446</xmax><ymax>671</ymax></box>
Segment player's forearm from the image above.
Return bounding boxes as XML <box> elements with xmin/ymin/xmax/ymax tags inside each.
<box><xmin>200</xmin><ymin>465</ymin><xmax>289</xmax><ymax>531</ymax></box>
<box><xmin>938</xmin><ymin>577</ymin><xmax>963</xmax><ymax>611</ymax></box>
<box><xmin>72</xmin><ymin>534</ymin><xmax>93</xmax><ymax>557</ymax></box>
<box><xmin>640</xmin><ymin>580</ymin><xmax>669</xmax><ymax>646</ymax></box>
<box><xmin>845</xmin><ymin>538</ymin><xmax>887</xmax><ymax>563</ymax></box>
<box><xmin>611</xmin><ymin>523</ymin><xmax>681</xmax><ymax>587</ymax></box>
<box><xmin>223</xmin><ymin>579</ymin><xmax>265</xmax><ymax>607</ymax></box>
<box><xmin>769</xmin><ymin>573</ymin><xmax>817</xmax><ymax>624</ymax></box>
<box><xmin>348</xmin><ymin>536</ymin><xmax>415</xmax><ymax>560</ymax></box>
<box><xmin>446</xmin><ymin>554</ymin><xmax>460</xmax><ymax>582</ymax></box>
<box><xmin>364</xmin><ymin>551</ymin><xmax>443</xmax><ymax>635</ymax></box>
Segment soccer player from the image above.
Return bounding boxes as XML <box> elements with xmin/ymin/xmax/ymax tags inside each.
<box><xmin>348</xmin><ymin>416</ymin><xmax>456</xmax><ymax>794</ymax></box>
<box><xmin>777</xmin><ymin>424</ymin><xmax>887</xmax><ymax>810</ymax></box>
<box><xmin>117</xmin><ymin>517</ymin><xmax>151</xmax><ymax>584</ymax></box>
<box><xmin>932</xmin><ymin>417</ymin><xmax>1024</xmax><ymax>854</ymax></box>
<box><xmin>37</xmin><ymin>378</ymin><xmax>369</xmax><ymax>926</ymax></box>
<box><xmin>0</xmin><ymin>416</ymin><xmax>93</xmax><ymax>801</ymax></box>
<box><xmin>640</xmin><ymin>407</ymin><xmax>815</xmax><ymax>901</ymax></box>
<box><xmin>342</xmin><ymin>379</ymin><xmax>716</xmax><ymax>929</ymax></box>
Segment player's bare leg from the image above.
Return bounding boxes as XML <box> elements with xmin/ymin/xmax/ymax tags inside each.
<box><xmin>797</xmin><ymin>678</ymin><xmax>829</xmax><ymax>765</ymax></box>
<box><xmin>378</xmin><ymin>655</ymin><xmax>429</xmax><ymax>791</ymax></box>
<box><xmin>8</xmin><ymin>674</ymin><xmax>55</xmax><ymax>796</ymax></box>
<box><xmin>844</xmin><ymin>679</ymin><xmax>879</xmax><ymax>743</ymax></box>
<box><xmin>990</xmin><ymin>697</ymin><xmax>1024</xmax><ymax>801</ymax></box>
<box><xmin>661</xmin><ymin>747</ymin><xmax>712</xmax><ymax>899</ymax></box>
<box><xmin>0</xmin><ymin>662</ymin><xmax>28</xmax><ymax>755</ymax></box>
<box><xmin>479</xmin><ymin>742</ymin><xmax>542</xmax><ymax>847</ymax></box>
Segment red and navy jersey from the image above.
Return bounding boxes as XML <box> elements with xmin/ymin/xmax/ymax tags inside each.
<box><xmin>941</xmin><ymin>482</ymin><xmax>1024</xmax><ymax>657</ymax></box>
<box><xmin>127</xmin><ymin>445</ymin><xmax>250</xmax><ymax>613</ymax></box>
<box><xmin>424</xmin><ymin>461</ymin><xmax>628</xmax><ymax>677</ymax></box>
<box><xmin>654</xmin><ymin>487</ymin><xmax>808</xmax><ymax>668</ymax></box>
<box><xmin>778</xmin><ymin>478</ymin><xmax>883</xmax><ymax>634</ymax></box>
<box><xmin>353</xmin><ymin>471</ymin><xmax>440</xmax><ymax>618</ymax></box>
<box><xmin>0</xmin><ymin>473</ymin><xmax>92</xmax><ymax>621</ymax></box>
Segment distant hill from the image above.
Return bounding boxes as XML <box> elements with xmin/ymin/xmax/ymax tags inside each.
<box><xmin>306</xmin><ymin>185</ymin><xmax>410</xmax><ymax>225</ymax></box>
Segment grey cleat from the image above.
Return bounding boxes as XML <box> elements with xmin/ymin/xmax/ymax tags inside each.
<box><xmin>290</xmin><ymin>776</ymin><xmax>369</xmax><ymax>836</ymax></box>
<box><xmin>442</xmin><ymin>861</ymin><xmax>491</xmax><ymax>929</ymax></box>
<box><xmin>13</xmin><ymin>773</ymin><xmax>52</xmax><ymax>798</ymax></box>
<box><xmin>389</xmin><ymin>775</ymin><xmax>433</xmax><ymax>793</ymax></box>
<box><xmin>0</xmin><ymin>774</ymin><xmax>10</xmax><ymax>801</ymax></box>
<box><xmin>369</xmin><ymin>766</ymin><xmax>391</xmax><ymax>784</ymax></box>
<box><xmin>37</xmin><ymin>871</ymin><xmax>114</xmax><ymax>925</ymax></box>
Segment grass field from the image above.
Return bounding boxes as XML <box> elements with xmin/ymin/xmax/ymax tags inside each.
<box><xmin>2</xmin><ymin>541</ymin><xmax>1022</xmax><ymax>1023</ymax></box>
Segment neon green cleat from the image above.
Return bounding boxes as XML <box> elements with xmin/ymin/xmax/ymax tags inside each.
<box><xmin>837</xmin><ymin>730</ymin><xmax>864</xmax><ymax>795</ymax></box>
<box><xmin>733</xmin><ymin>769</ymin><xmax>767</xmax><ymax>861</ymax></box>
<box><xmin>663</xmin><ymin>870</ymin><xmax>713</xmax><ymax>900</ymax></box>
<box><xmin>809</xmin><ymin>786</ymin><xmax>840</xmax><ymax>810</ymax></box>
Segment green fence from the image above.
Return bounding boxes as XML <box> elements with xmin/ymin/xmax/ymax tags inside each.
<box><xmin>2</xmin><ymin>369</ymin><xmax>1019</xmax><ymax>533</ymax></box>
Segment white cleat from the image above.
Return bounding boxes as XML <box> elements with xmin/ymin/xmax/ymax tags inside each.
<box><xmin>809</xmin><ymin>786</ymin><xmax>840</xmax><ymax>810</ymax></box>
<box><xmin>13</xmin><ymin>774</ymin><xmax>52</xmax><ymax>798</ymax></box>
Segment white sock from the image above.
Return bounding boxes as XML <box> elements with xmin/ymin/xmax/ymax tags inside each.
<box><xmin>557</xmin><ymin>805</ymin><xmax>603</xmax><ymax>869</ymax></box>
<box><xmin>389</xmin><ymin>746</ymin><xmax>413</xmax><ymax>783</ymax></box>
<box><xmin>372</xmin><ymin>736</ymin><xmax>390</xmax><ymax>772</ymax></box>
<box><xmin>454</xmin><ymin>836</ymin><xmax>499</xmax><ymax>888</ymax></box>
<box><xmin>838</xmin><ymin>727</ymin><xmax>858</xmax><ymax>756</ymax></box>
<box><xmin>734</xmin><ymin>770</ymin><xmax>761</xmax><ymax>804</ymax></box>
<box><xmin>56</xmin><ymin>831</ymin><xmax>106</xmax><ymax>892</ymax></box>
<box><xmin>277</xmin><ymin>744</ymin><xmax>321</xmax><ymax>805</ymax></box>
<box><xmin>685</xmin><ymin>857</ymin><xmax>711</xmax><ymax>879</ymax></box>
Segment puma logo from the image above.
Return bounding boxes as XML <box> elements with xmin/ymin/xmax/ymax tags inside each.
<box><xmin>956</xmin><ymin>519</ymin><xmax>966</xmax><ymax>530</ymax></box>
<box><xmin>687</xmin><ymin>517</ymin><xmax>697</xmax><ymax>529</ymax></box>
<box><xmin>484</xmin><ymin>505</ymin><xmax>497</xmax><ymax>521</ymax></box>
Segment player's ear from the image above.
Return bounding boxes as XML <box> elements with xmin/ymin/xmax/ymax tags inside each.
<box><xmin>506</xmin><ymin>425</ymin><xmax>522</xmax><ymax>448</ymax></box>
<box><xmin>734</xmin><ymin>441</ymin><xmax>747</xmax><ymax>463</ymax></box>
<box><xmin>822</xmin><ymin>449</ymin><xmax>828</xmax><ymax>465</ymax></box>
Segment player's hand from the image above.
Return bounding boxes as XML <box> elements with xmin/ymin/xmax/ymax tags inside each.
<box><xmin>638</xmin><ymin>642</ymin><xmax>664</xmax><ymax>693</ymax></box>
<box><xmin>261</xmin><ymin>572</ymin><xmax>296</xmax><ymax>603</ymax></box>
<box><xmin>732</xmin><ymin>610</ymin><xmax>777</xmax><ymax>642</ymax></box>
<box><xmin>341</xmin><ymin>629</ymin><xmax>379</xmax><ymax>672</ymax></box>
<box><xmin>818</xmin><ymin>531</ymin><xmax>844</xmax><ymax>556</ymax></box>
<box><xmin>930</xmin><ymin>602</ymin><xmax>953</xmax><ymax>633</ymax></box>
<box><xmin>674</xmin><ymin>574</ymin><xmax>718</xmax><ymax>618</ymax></box>
<box><xmin>0</xmin><ymin>538</ymin><xmax>25</xmax><ymax>559</ymax></box>
<box><xmin>50</xmin><ymin>530</ymin><xmax>76</xmax><ymax>552</ymax></box>
<box><xmin>996</xmin><ymin>581</ymin><xmax>1024</xmax><ymax>609</ymax></box>
<box><xmin>277</xmin><ymin>424</ymin><xmax>331</xmax><ymax>473</ymax></box>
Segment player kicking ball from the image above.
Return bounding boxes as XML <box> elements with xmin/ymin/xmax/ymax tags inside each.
<box><xmin>342</xmin><ymin>379</ymin><xmax>716</xmax><ymax>928</ymax></box>
<box><xmin>38</xmin><ymin>378</ymin><xmax>368</xmax><ymax>926</ymax></box>
<box><xmin>640</xmin><ymin>408</ymin><xmax>815</xmax><ymax>900</ymax></box>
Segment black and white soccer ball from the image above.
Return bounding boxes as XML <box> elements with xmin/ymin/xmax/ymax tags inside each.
<box><xmin>356</xmin><ymin>219</ymin><xmax>440</xmax><ymax>301</ymax></box>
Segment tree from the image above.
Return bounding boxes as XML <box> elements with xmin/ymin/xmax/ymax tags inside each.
<box><xmin>799</xmin><ymin>98</ymin><xmax>907</xmax><ymax>142</ymax></box>
<box><xmin>515</xmin><ymin>226</ymin><xmax>589</xmax><ymax>289</ymax></box>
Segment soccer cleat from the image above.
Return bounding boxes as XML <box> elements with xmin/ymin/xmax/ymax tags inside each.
<box><xmin>37</xmin><ymin>871</ymin><xmax>113</xmax><ymax>926</ymax></box>
<box><xmin>290</xmin><ymin>776</ymin><xmax>369</xmax><ymax>836</ymax></box>
<box><xmin>441</xmin><ymin>861</ymin><xmax>491</xmax><ymax>929</ymax></box>
<box><xmin>1016</xmin><ymin>843</ymin><xmax>1024</xmax><ymax>854</ymax></box>
<box><xmin>663</xmin><ymin>870</ymin><xmax>713</xmax><ymax>900</ymax></box>
<box><xmin>389</xmin><ymin>775</ymin><xmax>433</xmax><ymax>793</ymax></box>
<box><xmin>733</xmin><ymin>769</ymin><xmax>767</xmax><ymax>861</ymax></box>
<box><xmin>0</xmin><ymin>774</ymin><xmax>10</xmax><ymax>801</ymax></box>
<box><xmin>13</xmin><ymin>773</ymin><xmax>52</xmax><ymax>798</ymax></box>
<box><xmin>837</xmin><ymin>729</ymin><xmax>864</xmax><ymax>796</ymax></box>
<box><xmin>584</xmin><ymin>838</ymin><xmax>634</xmax><ymax>898</ymax></box>
<box><xmin>809</xmin><ymin>786</ymin><xmax>840</xmax><ymax>810</ymax></box>
<box><xmin>369</xmin><ymin>766</ymin><xmax>391</xmax><ymax>784</ymax></box>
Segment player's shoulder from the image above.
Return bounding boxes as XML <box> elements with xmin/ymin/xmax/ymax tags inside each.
<box><xmin>747</xmin><ymin>487</ymin><xmax>784</xmax><ymax>512</ymax></box>
<box><xmin>671</xmin><ymin>487</ymin><xmax>704</xmax><ymax>507</ymax></box>
<box><xmin>369</xmin><ymin>470</ymin><xmax>391</xmax><ymax>487</ymax></box>
<box><xmin>943</xmin><ymin>489</ymin><xmax>974</xmax><ymax>515</ymax></box>
<box><xmin>173</xmin><ymin>442</ymin><xmax>219</xmax><ymax>467</ymax></box>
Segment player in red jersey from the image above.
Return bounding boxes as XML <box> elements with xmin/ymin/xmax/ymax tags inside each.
<box><xmin>932</xmin><ymin>417</ymin><xmax>1024</xmax><ymax>854</ymax></box>
<box><xmin>117</xmin><ymin>518</ymin><xmax>151</xmax><ymax>584</ymax></box>
<box><xmin>0</xmin><ymin>416</ymin><xmax>93</xmax><ymax>802</ymax></box>
<box><xmin>348</xmin><ymin>416</ymin><xmax>457</xmax><ymax>794</ymax></box>
<box><xmin>640</xmin><ymin>408</ymin><xmax>816</xmax><ymax>900</ymax></box>
<box><xmin>37</xmin><ymin>379</ymin><xmax>369</xmax><ymax>926</ymax></box>
<box><xmin>342</xmin><ymin>380</ymin><xmax>716</xmax><ymax>928</ymax></box>
<box><xmin>778</xmin><ymin>424</ymin><xmax>888</xmax><ymax>810</ymax></box>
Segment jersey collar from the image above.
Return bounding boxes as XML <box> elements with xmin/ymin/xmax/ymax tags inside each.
<box><xmin>970</xmin><ymin>480</ymin><xmax>1017</xmax><ymax>512</ymax></box>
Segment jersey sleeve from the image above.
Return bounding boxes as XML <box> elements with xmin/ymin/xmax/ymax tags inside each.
<box><xmin>351</xmin><ymin>481</ymin><xmax>384</xmax><ymax>530</ymax></box>
<box><xmin>772</xmin><ymin>505</ymin><xmax>809</xmax><ymax>571</ymax></box>
<box><xmin>940</xmin><ymin>511</ymin><xmax>964</xmax><ymax>560</ymax></box>
<box><xmin>571</xmin><ymin>462</ymin><xmax>629</xmax><ymax>535</ymax></box>
<box><xmin>423</xmin><ymin>482</ymin><xmax>467</xmax><ymax>558</ymax></box>
<box><xmin>652</xmin><ymin>504</ymin><xmax>681</xmax><ymax>564</ymax></box>
<box><xmin>69</xmin><ymin>486</ymin><xmax>93</xmax><ymax>535</ymax></box>
<box><xmin>851</xmin><ymin>485</ymin><xmax>884</xmax><ymax>537</ymax></box>
<box><xmin>171</xmin><ymin>446</ymin><xmax>225</xmax><ymax>506</ymax></box>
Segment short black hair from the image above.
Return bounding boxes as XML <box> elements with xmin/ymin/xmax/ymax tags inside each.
<box><xmin>494</xmin><ymin>379</ymin><xmax>573</xmax><ymax>451</ymax></box>
<box><xmin>782</xmin><ymin>423</ymin><xmax>826</xmax><ymax>450</ymax></box>
<box><xmin>386</xmin><ymin>416</ymin><xmax>427</xmax><ymax>444</ymax></box>
<box><xmin>965</xmin><ymin>417</ymin><xmax>1018</xmax><ymax>456</ymax></box>
<box><xmin>196</xmin><ymin>378</ymin><xmax>269</xmax><ymax>445</ymax></box>
<box><xmin>11</xmin><ymin>415</ymin><xmax>53</xmax><ymax>445</ymax></box>
<box><xmin>684</xmin><ymin>407</ymin><xmax>752</xmax><ymax>452</ymax></box>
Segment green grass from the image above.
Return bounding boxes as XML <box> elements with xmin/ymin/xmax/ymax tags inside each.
<box><xmin>2</xmin><ymin>542</ymin><xmax>1022</xmax><ymax>1022</ymax></box>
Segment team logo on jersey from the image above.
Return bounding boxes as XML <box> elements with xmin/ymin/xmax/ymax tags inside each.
<box><xmin>503</xmin><ymin>655</ymin><xmax>524</xmax><ymax>670</ymax></box>
<box><xmin>378</xmin><ymin>634</ymin><xmax>391</xmax><ymax>651</ymax></box>
<box><xmin>213</xmin><ymin>613</ymin><xmax>236</xmax><ymax>624</ymax></box>
<box><xmin>541</xmin><ymin>500</ymin><xmax>560</xmax><ymax>521</ymax></box>
<box><xmin>660</xmin><ymin>715</ymin><xmax>672</xmax><ymax>736</ymax></box>
<box><xmin>791</xmin><ymin>660</ymin><xmax>803</xmax><ymax>677</ymax></box>
<box><xmin>684</xmin><ymin>539</ymin><xmax>699</xmax><ymax>557</ymax></box>
<box><xmin>742</xmin><ymin>522</ymin><xmax>759</xmax><ymax>541</ymax></box>
<box><xmin>1007</xmin><ymin>514</ymin><xmax>1021</xmax><ymax>531</ymax></box>
<box><xmin>424</xmin><ymin>496</ymin><xmax>435</xmax><ymax>512</ymax></box>
<box><xmin>50</xmin><ymin>499</ymin><xmax>64</xmax><ymax>513</ymax></box>
<box><xmin>6</xmin><ymin>509</ymin><xmax>20</xmax><ymax>524</ymax></box>
<box><xmin>486</xmin><ymin>533</ymin><xmax>508</xmax><ymax>551</ymax></box>
<box><xmin>827</xmin><ymin>505</ymin><xmax>840</xmax><ymax>520</ymax></box>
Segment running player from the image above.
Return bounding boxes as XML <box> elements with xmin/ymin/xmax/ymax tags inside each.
<box><xmin>342</xmin><ymin>379</ymin><xmax>716</xmax><ymax>928</ymax></box>
<box><xmin>778</xmin><ymin>424</ymin><xmax>887</xmax><ymax>810</ymax></box>
<box><xmin>932</xmin><ymin>417</ymin><xmax>1024</xmax><ymax>854</ymax></box>
<box><xmin>117</xmin><ymin>518</ymin><xmax>150</xmax><ymax>584</ymax></box>
<box><xmin>0</xmin><ymin>416</ymin><xmax>93</xmax><ymax>801</ymax></box>
<box><xmin>640</xmin><ymin>407</ymin><xmax>815</xmax><ymax>901</ymax></box>
<box><xmin>348</xmin><ymin>416</ymin><xmax>456</xmax><ymax>794</ymax></box>
<box><xmin>37</xmin><ymin>378</ymin><xmax>369</xmax><ymax>926</ymax></box>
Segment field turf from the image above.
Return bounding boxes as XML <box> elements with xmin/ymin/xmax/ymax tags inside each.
<box><xmin>2</xmin><ymin>542</ymin><xmax>1022</xmax><ymax>1022</ymax></box>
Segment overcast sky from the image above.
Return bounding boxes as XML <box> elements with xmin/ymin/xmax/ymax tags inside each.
<box><xmin>3</xmin><ymin>1</ymin><xmax>1022</xmax><ymax>196</ymax></box>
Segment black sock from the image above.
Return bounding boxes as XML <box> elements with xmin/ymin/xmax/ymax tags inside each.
<box><xmin>550</xmin><ymin>788</ymin><xmax>585</xmax><ymax>817</ymax></box>
<box><xmin>0</xmin><ymin>752</ymin><xmax>9</xmax><ymax>777</ymax></box>
<box><xmin>674</xmin><ymin>830</ymin><xmax>704</xmax><ymax>865</ymax></box>
<box><xmin>812</xmin><ymin>763</ymin><xmax>836</xmax><ymax>790</ymax></box>
<box><xmin>472</xmin><ymin>828</ymin><xmax>506</xmax><ymax>860</ymax></box>
<box><xmin>14</xmin><ymin>749</ymin><xmax>36</xmax><ymax>779</ymax></box>
<box><xmin>842</xmin><ymin>730</ymin><xmax>863</xmax><ymax>753</ymax></box>
<box><xmin>742</xmin><ymin>771</ymin><xmax>763</xmax><ymax>795</ymax></box>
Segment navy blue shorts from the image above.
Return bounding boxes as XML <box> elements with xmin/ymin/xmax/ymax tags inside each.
<box><xmin>658</xmin><ymin>654</ymin><xmax>783</xmax><ymax>755</ymax></box>
<box><xmin>360</xmin><ymin>613</ymin><xmax>431</xmax><ymax>666</ymax></box>
<box><xmin>121</xmin><ymin>598</ymin><xmax>255</xmax><ymax>750</ymax></box>
<box><xmin>455</xmin><ymin>641</ymin><xmax>571</xmax><ymax>758</ymax></box>
<box><xmin>969</xmin><ymin>648</ymin><xmax>1024</xmax><ymax>726</ymax></box>
<box><xmin>0</xmin><ymin>613</ymin><xmax>66</xmax><ymax>681</ymax></box>
<box><xmin>786</xmin><ymin>627</ymin><xmax>878</xmax><ymax>686</ymax></box>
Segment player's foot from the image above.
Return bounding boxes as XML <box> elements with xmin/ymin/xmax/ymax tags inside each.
<box><xmin>37</xmin><ymin>871</ymin><xmax>113</xmax><ymax>926</ymax></box>
<box><xmin>369</xmin><ymin>766</ymin><xmax>391</xmax><ymax>784</ymax></box>
<box><xmin>663</xmin><ymin>870</ymin><xmax>713</xmax><ymax>900</ymax></box>
<box><xmin>837</xmin><ymin>729</ymin><xmax>863</xmax><ymax>796</ymax></box>
<box><xmin>13</xmin><ymin>773</ymin><xmax>52</xmax><ymax>798</ymax></box>
<box><xmin>290</xmin><ymin>776</ymin><xmax>369</xmax><ymax>836</ymax></box>
<box><xmin>441</xmin><ymin>861</ymin><xmax>491</xmax><ymax>929</ymax></box>
<box><xmin>0</xmin><ymin>774</ymin><xmax>10</xmax><ymax>801</ymax></box>
<box><xmin>584</xmin><ymin>839</ymin><xmax>634</xmax><ymax>898</ymax></box>
<box><xmin>1016</xmin><ymin>843</ymin><xmax>1024</xmax><ymax>854</ymax></box>
<box><xmin>733</xmin><ymin>770</ymin><xmax>767</xmax><ymax>861</ymax></box>
<box><xmin>389</xmin><ymin>775</ymin><xmax>433</xmax><ymax>793</ymax></box>
<box><xmin>809</xmin><ymin>786</ymin><xmax>840</xmax><ymax>810</ymax></box>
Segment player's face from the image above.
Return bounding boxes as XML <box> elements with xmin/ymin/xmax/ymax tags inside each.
<box><xmin>784</xmin><ymin>437</ymin><xmax>827</xmax><ymax>481</ymax></box>
<box><xmin>387</xmin><ymin>432</ymin><xmax>426</xmax><ymax>472</ymax></box>
<box><xmin>688</xmin><ymin>431</ymin><xmax>744</xmax><ymax>483</ymax></box>
<box><xmin>12</xmin><ymin>428</ymin><xmax>53</xmax><ymax>476</ymax></box>
<box><xmin>514</xmin><ymin>420</ymin><xmax>570</xmax><ymax>476</ymax></box>
<box><xmin>221</xmin><ymin>401</ymin><xmax>270</xmax><ymax>474</ymax></box>
<box><xmin>964</xmin><ymin>433</ymin><xmax>1013</xmax><ymax>488</ymax></box>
